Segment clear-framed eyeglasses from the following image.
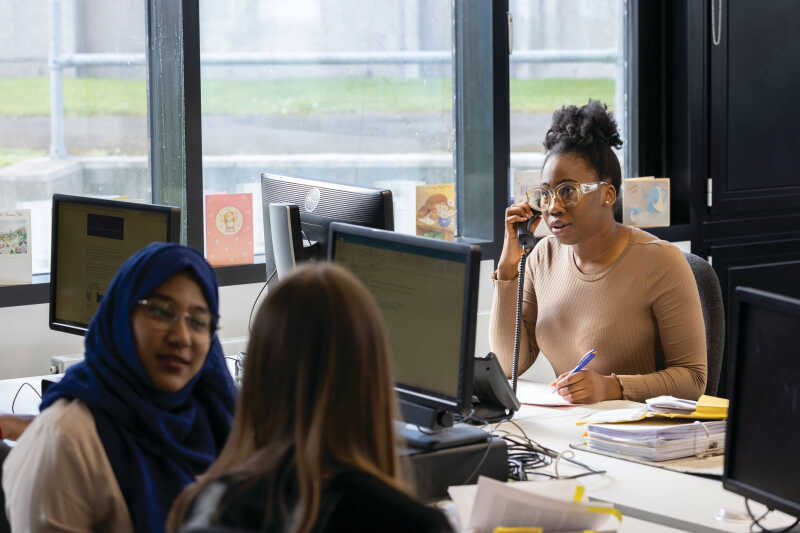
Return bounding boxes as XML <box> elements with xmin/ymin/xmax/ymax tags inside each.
<box><xmin>136</xmin><ymin>297</ymin><xmax>216</xmax><ymax>336</ymax></box>
<box><xmin>525</xmin><ymin>181</ymin><xmax>608</xmax><ymax>212</ymax></box>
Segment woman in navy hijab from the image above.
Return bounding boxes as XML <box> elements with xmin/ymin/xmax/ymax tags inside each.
<box><xmin>3</xmin><ymin>243</ymin><xmax>236</xmax><ymax>533</ymax></box>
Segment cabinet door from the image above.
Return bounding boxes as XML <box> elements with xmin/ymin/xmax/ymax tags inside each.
<box><xmin>709</xmin><ymin>237</ymin><xmax>800</xmax><ymax>396</ymax></box>
<box><xmin>709</xmin><ymin>0</ymin><xmax>800</xmax><ymax>215</ymax></box>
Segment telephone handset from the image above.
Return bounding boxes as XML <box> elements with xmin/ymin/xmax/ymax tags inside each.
<box><xmin>515</xmin><ymin>213</ymin><xmax>540</xmax><ymax>250</ymax></box>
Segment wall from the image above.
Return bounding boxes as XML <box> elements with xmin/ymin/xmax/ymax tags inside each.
<box><xmin>0</xmin><ymin>281</ymin><xmax>263</xmax><ymax>379</ymax></box>
<box><xmin>0</xmin><ymin>259</ymin><xmax>498</xmax><ymax>380</ymax></box>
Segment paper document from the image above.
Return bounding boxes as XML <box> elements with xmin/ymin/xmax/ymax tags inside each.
<box><xmin>518</xmin><ymin>387</ymin><xmax>574</xmax><ymax>407</ymax></box>
<box><xmin>645</xmin><ymin>395</ymin><xmax>728</xmax><ymax>419</ymax></box>
<box><xmin>646</xmin><ymin>395</ymin><xmax>696</xmax><ymax>412</ymax></box>
<box><xmin>570</xmin><ymin>442</ymin><xmax>724</xmax><ymax>477</ymax></box>
<box><xmin>448</xmin><ymin>476</ymin><xmax>620</xmax><ymax>533</ymax></box>
<box><xmin>585</xmin><ymin>419</ymin><xmax>726</xmax><ymax>461</ymax></box>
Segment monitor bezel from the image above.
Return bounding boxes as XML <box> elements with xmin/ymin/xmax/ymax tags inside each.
<box><xmin>722</xmin><ymin>285</ymin><xmax>800</xmax><ymax>518</ymax></box>
<box><xmin>328</xmin><ymin>222</ymin><xmax>480</xmax><ymax>416</ymax></box>
<box><xmin>49</xmin><ymin>193</ymin><xmax>181</xmax><ymax>336</ymax></box>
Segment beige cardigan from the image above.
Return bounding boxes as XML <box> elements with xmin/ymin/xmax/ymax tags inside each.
<box><xmin>3</xmin><ymin>399</ymin><xmax>134</xmax><ymax>533</ymax></box>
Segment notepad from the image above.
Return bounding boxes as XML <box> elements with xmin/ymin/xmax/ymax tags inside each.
<box><xmin>517</xmin><ymin>387</ymin><xmax>574</xmax><ymax>407</ymax></box>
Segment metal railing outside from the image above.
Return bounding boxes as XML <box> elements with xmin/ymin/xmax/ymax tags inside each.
<box><xmin>47</xmin><ymin>0</ymin><xmax>623</xmax><ymax>158</ymax></box>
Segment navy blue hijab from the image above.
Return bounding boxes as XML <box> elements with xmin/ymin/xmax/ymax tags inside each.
<box><xmin>41</xmin><ymin>243</ymin><xmax>236</xmax><ymax>533</ymax></box>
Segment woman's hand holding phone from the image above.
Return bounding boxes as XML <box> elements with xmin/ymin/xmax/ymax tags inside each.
<box><xmin>496</xmin><ymin>202</ymin><xmax>541</xmax><ymax>281</ymax></box>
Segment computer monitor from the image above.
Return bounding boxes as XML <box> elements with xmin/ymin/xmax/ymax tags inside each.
<box><xmin>329</xmin><ymin>222</ymin><xmax>484</xmax><ymax>448</ymax></box>
<box><xmin>49</xmin><ymin>194</ymin><xmax>180</xmax><ymax>336</ymax></box>
<box><xmin>260</xmin><ymin>173</ymin><xmax>393</xmax><ymax>280</ymax></box>
<box><xmin>723</xmin><ymin>286</ymin><xmax>800</xmax><ymax>519</ymax></box>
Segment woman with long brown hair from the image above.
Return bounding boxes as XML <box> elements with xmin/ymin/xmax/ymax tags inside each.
<box><xmin>168</xmin><ymin>263</ymin><xmax>453</xmax><ymax>533</ymax></box>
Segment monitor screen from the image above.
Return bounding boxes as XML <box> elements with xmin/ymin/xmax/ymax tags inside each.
<box><xmin>723</xmin><ymin>286</ymin><xmax>800</xmax><ymax>518</ymax></box>
<box><xmin>329</xmin><ymin>222</ymin><xmax>480</xmax><ymax>414</ymax></box>
<box><xmin>49</xmin><ymin>194</ymin><xmax>180</xmax><ymax>336</ymax></box>
<box><xmin>260</xmin><ymin>173</ymin><xmax>393</xmax><ymax>280</ymax></box>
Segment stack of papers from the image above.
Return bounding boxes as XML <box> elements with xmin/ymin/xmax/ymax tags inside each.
<box><xmin>585</xmin><ymin>419</ymin><xmax>726</xmax><ymax>462</ymax></box>
<box><xmin>447</xmin><ymin>477</ymin><xmax>621</xmax><ymax>533</ymax></box>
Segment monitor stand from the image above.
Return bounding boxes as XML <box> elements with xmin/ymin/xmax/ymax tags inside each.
<box><xmin>395</xmin><ymin>420</ymin><xmax>489</xmax><ymax>451</ymax></box>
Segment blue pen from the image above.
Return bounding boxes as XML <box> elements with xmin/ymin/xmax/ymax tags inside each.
<box><xmin>568</xmin><ymin>348</ymin><xmax>597</xmax><ymax>377</ymax></box>
<box><xmin>552</xmin><ymin>349</ymin><xmax>597</xmax><ymax>391</ymax></box>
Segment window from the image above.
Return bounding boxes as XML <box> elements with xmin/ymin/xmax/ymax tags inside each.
<box><xmin>0</xmin><ymin>2</ymin><xmax>150</xmax><ymax>275</ymax></box>
<box><xmin>198</xmin><ymin>0</ymin><xmax>455</xmax><ymax>266</ymax></box>
<box><xmin>5</xmin><ymin>0</ymin><xmax>637</xmax><ymax>303</ymax></box>
<box><xmin>509</xmin><ymin>0</ymin><xmax>625</xmax><ymax>203</ymax></box>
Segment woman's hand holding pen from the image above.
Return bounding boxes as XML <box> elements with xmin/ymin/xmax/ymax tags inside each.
<box><xmin>497</xmin><ymin>201</ymin><xmax>541</xmax><ymax>281</ymax></box>
<box><xmin>551</xmin><ymin>370</ymin><xmax>623</xmax><ymax>404</ymax></box>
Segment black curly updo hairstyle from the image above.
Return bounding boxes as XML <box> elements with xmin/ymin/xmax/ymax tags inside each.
<box><xmin>543</xmin><ymin>100</ymin><xmax>623</xmax><ymax>196</ymax></box>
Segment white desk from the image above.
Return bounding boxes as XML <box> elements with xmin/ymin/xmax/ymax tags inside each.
<box><xmin>0</xmin><ymin>375</ymin><xmax>49</xmax><ymax>415</ymax></box>
<box><xmin>1</xmin><ymin>376</ymin><xmax>796</xmax><ymax>532</ymax></box>
<box><xmin>504</xmin><ymin>380</ymin><xmax>798</xmax><ymax>533</ymax></box>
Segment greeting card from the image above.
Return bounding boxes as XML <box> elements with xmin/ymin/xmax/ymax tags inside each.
<box><xmin>205</xmin><ymin>193</ymin><xmax>254</xmax><ymax>266</ymax></box>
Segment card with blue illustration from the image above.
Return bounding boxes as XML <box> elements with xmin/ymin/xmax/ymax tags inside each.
<box><xmin>622</xmin><ymin>177</ymin><xmax>670</xmax><ymax>228</ymax></box>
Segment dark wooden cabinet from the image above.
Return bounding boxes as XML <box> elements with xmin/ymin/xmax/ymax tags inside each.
<box><xmin>708</xmin><ymin>0</ymin><xmax>800</xmax><ymax>216</ymax></box>
<box><xmin>675</xmin><ymin>0</ymin><xmax>800</xmax><ymax>395</ymax></box>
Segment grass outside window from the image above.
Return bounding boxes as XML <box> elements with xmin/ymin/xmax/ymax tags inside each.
<box><xmin>0</xmin><ymin>77</ymin><xmax>614</xmax><ymax>116</ymax></box>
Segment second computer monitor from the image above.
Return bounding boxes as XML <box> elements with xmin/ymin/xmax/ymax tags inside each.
<box><xmin>260</xmin><ymin>173</ymin><xmax>393</xmax><ymax>280</ymax></box>
<box><xmin>328</xmin><ymin>222</ymin><xmax>481</xmax><ymax>425</ymax></box>
<box><xmin>49</xmin><ymin>194</ymin><xmax>181</xmax><ymax>336</ymax></box>
<box><xmin>723</xmin><ymin>286</ymin><xmax>800</xmax><ymax>519</ymax></box>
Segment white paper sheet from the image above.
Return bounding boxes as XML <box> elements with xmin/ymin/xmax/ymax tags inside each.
<box><xmin>518</xmin><ymin>387</ymin><xmax>575</xmax><ymax>406</ymax></box>
<box><xmin>449</xmin><ymin>476</ymin><xmax>616</xmax><ymax>533</ymax></box>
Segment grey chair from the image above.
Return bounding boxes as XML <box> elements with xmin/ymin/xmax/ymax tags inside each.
<box><xmin>683</xmin><ymin>252</ymin><xmax>725</xmax><ymax>396</ymax></box>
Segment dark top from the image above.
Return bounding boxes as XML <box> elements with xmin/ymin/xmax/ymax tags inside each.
<box><xmin>181</xmin><ymin>469</ymin><xmax>454</xmax><ymax>533</ymax></box>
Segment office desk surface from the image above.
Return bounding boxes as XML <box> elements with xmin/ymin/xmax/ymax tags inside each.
<box><xmin>503</xmin><ymin>381</ymin><xmax>798</xmax><ymax>533</ymax></box>
<box><xmin>0</xmin><ymin>375</ymin><xmax>49</xmax><ymax>415</ymax></box>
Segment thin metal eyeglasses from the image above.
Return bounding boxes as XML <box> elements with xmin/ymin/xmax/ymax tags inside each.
<box><xmin>136</xmin><ymin>297</ymin><xmax>216</xmax><ymax>335</ymax></box>
<box><xmin>525</xmin><ymin>181</ymin><xmax>608</xmax><ymax>212</ymax></box>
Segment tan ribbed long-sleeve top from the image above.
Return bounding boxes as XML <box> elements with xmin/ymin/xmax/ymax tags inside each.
<box><xmin>489</xmin><ymin>227</ymin><xmax>707</xmax><ymax>402</ymax></box>
<box><xmin>3</xmin><ymin>399</ymin><xmax>134</xmax><ymax>533</ymax></box>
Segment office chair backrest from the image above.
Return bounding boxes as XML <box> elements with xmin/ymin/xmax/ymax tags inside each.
<box><xmin>683</xmin><ymin>251</ymin><xmax>725</xmax><ymax>395</ymax></box>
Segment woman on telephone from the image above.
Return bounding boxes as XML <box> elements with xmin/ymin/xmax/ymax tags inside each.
<box><xmin>489</xmin><ymin>100</ymin><xmax>707</xmax><ymax>403</ymax></box>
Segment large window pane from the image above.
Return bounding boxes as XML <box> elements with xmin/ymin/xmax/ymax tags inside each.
<box><xmin>509</xmin><ymin>0</ymin><xmax>624</xmax><ymax>202</ymax></box>
<box><xmin>199</xmin><ymin>0</ymin><xmax>455</xmax><ymax>266</ymax></box>
<box><xmin>0</xmin><ymin>1</ymin><xmax>149</xmax><ymax>275</ymax></box>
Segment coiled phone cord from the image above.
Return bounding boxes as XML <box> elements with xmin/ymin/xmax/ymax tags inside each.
<box><xmin>511</xmin><ymin>247</ymin><xmax>532</xmax><ymax>394</ymax></box>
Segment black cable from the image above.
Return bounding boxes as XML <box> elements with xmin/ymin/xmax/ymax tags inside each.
<box><xmin>460</xmin><ymin>422</ymin><xmax>500</xmax><ymax>485</ymax></box>
<box><xmin>12</xmin><ymin>382</ymin><xmax>42</xmax><ymax>414</ymax></box>
<box><xmin>745</xmin><ymin>499</ymin><xmax>799</xmax><ymax>533</ymax></box>
<box><xmin>511</xmin><ymin>248</ymin><xmax>532</xmax><ymax>394</ymax></box>
<box><xmin>248</xmin><ymin>270</ymin><xmax>276</xmax><ymax>333</ymax></box>
<box><xmin>461</xmin><ymin>438</ymin><xmax>495</xmax><ymax>485</ymax></box>
<box><xmin>495</xmin><ymin>420</ymin><xmax>605</xmax><ymax>481</ymax></box>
